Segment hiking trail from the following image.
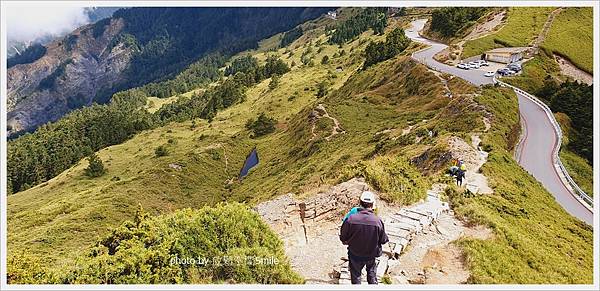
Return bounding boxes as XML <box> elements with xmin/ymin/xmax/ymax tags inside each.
<box><xmin>309</xmin><ymin>103</ymin><xmax>346</xmax><ymax>141</ymax></box>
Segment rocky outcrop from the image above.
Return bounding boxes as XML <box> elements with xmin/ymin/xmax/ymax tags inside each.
<box><xmin>7</xmin><ymin>18</ymin><xmax>132</xmax><ymax>136</ymax></box>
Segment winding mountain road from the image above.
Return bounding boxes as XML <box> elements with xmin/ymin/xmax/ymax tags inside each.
<box><xmin>405</xmin><ymin>19</ymin><xmax>494</xmax><ymax>86</ymax></box>
<box><xmin>406</xmin><ymin>19</ymin><xmax>593</xmax><ymax>225</ymax></box>
<box><xmin>516</xmin><ymin>92</ymin><xmax>593</xmax><ymax>224</ymax></box>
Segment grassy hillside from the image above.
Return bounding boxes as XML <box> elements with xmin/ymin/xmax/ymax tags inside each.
<box><xmin>449</xmin><ymin>86</ymin><xmax>592</xmax><ymax>283</ymax></box>
<box><xmin>462</xmin><ymin>7</ymin><xmax>555</xmax><ymax>58</ymax></box>
<box><xmin>8</xmin><ymin>15</ymin><xmax>442</xmax><ymax>277</ymax></box>
<box><xmin>541</xmin><ymin>7</ymin><xmax>593</xmax><ymax>74</ymax></box>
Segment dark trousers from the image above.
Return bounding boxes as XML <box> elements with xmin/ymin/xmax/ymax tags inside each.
<box><xmin>349</xmin><ymin>255</ymin><xmax>377</xmax><ymax>284</ymax></box>
<box><xmin>456</xmin><ymin>176</ymin><xmax>463</xmax><ymax>186</ymax></box>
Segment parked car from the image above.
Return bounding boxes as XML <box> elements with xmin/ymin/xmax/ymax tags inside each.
<box><xmin>507</xmin><ymin>63</ymin><xmax>522</xmax><ymax>72</ymax></box>
<box><xmin>484</xmin><ymin>71</ymin><xmax>495</xmax><ymax>77</ymax></box>
<box><xmin>457</xmin><ymin>63</ymin><xmax>469</xmax><ymax>70</ymax></box>
<box><xmin>478</xmin><ymin>60</ymin><xmax>489</xmax><ymax>66</ymax></box>
<box><xmin>497</xmin><ymin>68</ymin><xmax>511</xmax><ymax>76</ymax></box>
<box><xmin>468</xmin><ymin>61</ymin><xmax>480</xmax><ymax>69</ymax></box>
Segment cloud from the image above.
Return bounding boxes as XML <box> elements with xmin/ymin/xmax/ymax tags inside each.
<box><xmin>6</xmin><ymin>4</ymin><xmax>90</xmax><ymax>43</ymax></box>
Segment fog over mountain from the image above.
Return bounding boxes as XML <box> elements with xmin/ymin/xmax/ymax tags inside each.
<box><xmin>6</xmin><ymin>5</ymin><xmax>119</xmax><ymax>56</ymax></box>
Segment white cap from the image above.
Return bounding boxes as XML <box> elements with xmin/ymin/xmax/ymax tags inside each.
<box><xmin>360</xmin><ymin>191</ymin><xmax>376</xmax><ymax>204</ymax></box>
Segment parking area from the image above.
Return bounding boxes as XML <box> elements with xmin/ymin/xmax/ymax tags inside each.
<box><xmin>457</xmin><ymin>61</ymin><xmax>521</xmax><ymax>77</ymax></box>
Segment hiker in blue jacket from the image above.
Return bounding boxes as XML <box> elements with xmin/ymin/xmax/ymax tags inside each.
<box><xmin>340</xmin><ymin>191</ymin><xmax>389</xmax><ymax>284</ymax></box>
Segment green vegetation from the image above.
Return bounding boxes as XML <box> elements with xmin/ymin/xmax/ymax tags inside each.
<box><xmin>246</xmin><ymin>113</ymin><xmax>277</xmax><ymax>138</ymax></box>
<box><xmin>7</xmin><ymin>43</ymin><xmax>47</xmax><ymax>68</ymax></box>
<box><xmin>281</xmin><ymin>26</ymin><xmax>303</xmax><ymax>47</ymax></box>
<box><xmin>155</xmin><ymin>145</ymin><xmax>169</xmax><ymax>157</ymax></box>
<box><xmin>7</xmin><ymin>36</ymin><xmax>441</xmax><ymax>275</ymax></box>
<box><xmin>541</xmin><ymin>7</ymin><xmax>593</xmax><ymax>73</ymax></box>
<box><xmin>8</xmin><ymin>54</ymin><xmax>291</xmax><ymax>193</ymax></box>
<box><xmin>328</xmin><ymin>8</ymin><xmax>387</xmax><ymax>45</ymax></box>
<box><xmin>363</xmin><ymin>27</ymin><xmax>411</xmax><ymax>68</ymax></box>
<box><xmin>37</xmin><ymin>59</ymin><xmax>73</xmax><ymax>91</ymax></box>
<box><xmin>446</xmin><ymin>86</ymin><xmax>593</xmax><ymax>283</ymax></box>
<box><xmin>559</xmin><ymin>151</ymin><xmax>593</xmax><ymax>197</ymax></box>
<box><xmin>463</xmin><ymin>7</ymin><xmax>555</xmax><ymax>58</ymax></box>
<box><xmin>7</xmin><ymin>97</ymin><xmax>154</xmax><ymax>193</ymax></box>
<box><xmin>549</xmin><ymin>82</ymin><xmax>592</xmax><ymax>164</ymax></box>
<box><xmin>84</xmin><ymin>154</ymin><xmax>106</xmax><ymax>178</ymax></box>
<box><xmin>429</xmin><ymin>7</ymin><xmax>488</xmax><ymax>38</ymax></box>
<box><xmin>97</xmin><ymin>7</ymin><xmax>328</xmax><ymax>101</ymax></box>
<box><xmin>225</xmin><ymin>55</ymin><xmax>260</xmax><ymax>76</ymax></box>
<box><xmin>8</xmin><ymin>204</ymin><xmax>302</xmax><ymax>284</ymax></box>
<box><xmin>269</xmin><ymin>75</ymin><xmax>281</xmax><ymax>90</ymax></box>
<box><xmin>340</xmin><ymin>155</ymin><xmax>428</xmax><ymax>205</ymax></box>
<box><xmin>125</xmin><ymin>54</ymin><xmax>226</xmax><ymax>100</ymax></box>
<box><xmin>554</xmin><ymin>112</ymin><xmax>593</xmax><ymax>196</ymax></box>
<box><xmin>316</xmin><ymin>81</ymin><xmax>329</xmax><ymax>98</ymax></box>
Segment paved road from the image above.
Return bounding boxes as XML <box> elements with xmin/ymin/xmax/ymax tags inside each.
<box><xmin>406</xmin><ymin>19</ymin><xmax>593</xmax><ymax>224</ymax></box>
<box><xmin>406</xmin><ymin>19</ymin><xmax>495</xmax><ymax>86</ymax></box>
<box><xmin>516</xmin><ymin>92</ymin><xmax>593</xmax><ymax>224</ymax></box>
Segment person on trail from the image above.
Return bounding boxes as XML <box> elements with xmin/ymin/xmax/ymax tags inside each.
<box><xmin>342</xmin><ymin>195</ymin><xmax>376</xmax><ymax>222</ymax></box>
<box><xmin>339</xmin><ymin>191</ymin><xmax>389</xmax><ymax>284</ymax></box>
<box><xmin>448</xmin><ymin>165</ymin><xmax>459</xmax><ymax>177</ymax></box>
<box><xmin>456</xmin><ymin>168</ymin><xmax>465</xmax><ymax>186</ymax></box>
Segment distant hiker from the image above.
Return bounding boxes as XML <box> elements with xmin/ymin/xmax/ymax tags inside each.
<box><xmin>456</xmin><ymin>168</ymin><xmax>465</xmax><ymax>186</ymax></box>
<box><xmin>340</xmin><ymin>191</ymin><xmax>389</xmax><ymax>284</ymax></box>
<box><xmin>448</xmin><ymin>165</ymin><xmax>459</xmax><ymax>177</ymax></box>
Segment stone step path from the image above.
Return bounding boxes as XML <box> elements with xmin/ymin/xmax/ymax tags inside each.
<box><xmin>335</xmin><ymin>184</ymin><xmax>450</xmax><ymax>284</ymax></box>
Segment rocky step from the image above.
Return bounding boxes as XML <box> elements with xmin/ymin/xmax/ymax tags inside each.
<box><xmin>335</xmin><ymin>190</ymin><xmax>449</xmax><ymax>284</ymax></box>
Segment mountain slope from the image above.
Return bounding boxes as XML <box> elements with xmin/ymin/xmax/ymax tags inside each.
<box><xmin>6</xmin><ymin>7</ymin><xmax>593</xmax><ymax>284</ymax></box>
<box><xmin>8</xmin><ymin>13</ymin><xmax>441</xmax><ymax>275</ymax></box>
<box><xmin>7</xmin><ymin>7</ymin><xmax>330</xmax><ymax>136</ymax></box>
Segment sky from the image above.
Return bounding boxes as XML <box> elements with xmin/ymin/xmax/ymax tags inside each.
<box><xmin>6</xmin><ymin>4</ymin><xmax>90</xmax><ymax>43</ymax></box>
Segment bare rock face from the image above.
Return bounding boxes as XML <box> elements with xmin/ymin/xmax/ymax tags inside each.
<box><xmin>7</xmin><ymin>18</ymin><xmax>133</xmax><ymax>136</ymax></box>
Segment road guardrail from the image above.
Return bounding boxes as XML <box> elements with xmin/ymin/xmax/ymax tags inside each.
<box><xmin>494</xmin><ymin>77</ymin><xmax>593</xmax><ymax>209</ymax></box>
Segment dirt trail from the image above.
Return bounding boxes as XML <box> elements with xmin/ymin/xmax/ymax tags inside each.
<box><xmin>255</xmin><ymin>178</ymin><xmax>379</xmax><ymax>284</ymax></box>
<box><xmin>388</xmin><ymin>210</ymin><xmax>492</xmax><ymax>284</ymax></box>
<box><xmin>435</xmin><ymin>11</ymin><xmax>506</xmax><ymax>64</ymax></box>
<box><xmin>309</xmin><ymin>104</ymin><xmax>346</xmax><ymax>141</ymax></box>
<box><xmin>532</xmin><ymin>8</ymin><xmax>563</xmax><ymax>50</ymax></box>
<box><xmin>554</xmin><ymin>55</ymin><xmax>593</xmax><ymax>85</ymax></box>
<box><xmin>447</xmin><ymin>134</ymin><xmax>493</xmax><ymax>195</ymax></box>
<box><xmin>257</xmin><ymin>176</ymin><xmax>492</xmax><ymax>284</ymax></box>
<box><xmin>429</xmin><ymin>69</ymin><xmax>453</xmax><ymax>98</ymax></box>
<box><xmin>465</xmin><ymin>11</ymin><xmax>507</xmax><ymax>41</ymax></box>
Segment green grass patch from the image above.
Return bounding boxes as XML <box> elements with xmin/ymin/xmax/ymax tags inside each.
<box><xmin>339</xmin><ymin>155</ymin><xmax>429</xmax><ymax>205</ymax></box>
<box><xmin>462</xmin><ymin>7</ymin><xmax>555</xmax><ymax>58</ymax></box>
<box><xmin>559</xmin><ymin>150</ymin><xmax>593</xmax><ymax>197</ymax></box>
<box><xmin>8</xmin><ymin>203</ymin><xmax>302</xmax><ymax>284</ymax></box>
<box><xmin>541</xmin><ymin>7</ymin><xmax>593</xmax><ymax>74</ymax></box>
